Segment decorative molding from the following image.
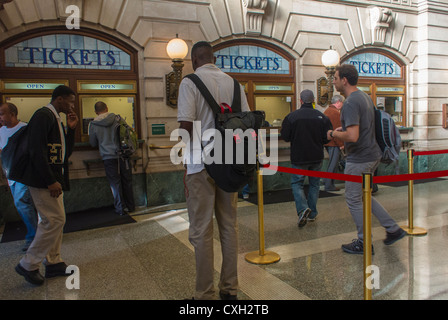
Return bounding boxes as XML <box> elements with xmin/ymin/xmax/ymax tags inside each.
<box><xmin>369</xmin><ymin>6</ymin><xmax>394</xmax><ymax>45</ymax></box>
<box><xmin>242</xmin><ymin>0</ymin><xmax>268</xmax><ymax>36</ymax></box>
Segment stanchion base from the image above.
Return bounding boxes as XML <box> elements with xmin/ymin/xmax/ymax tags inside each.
<box><xmin>245</xmin><ymin>251</ymin><xmax>281</xmax><ymax>265</ymax></box>
<box><xmin>401</xmin><ymin>226</ymin><xmax>427</xmax><ymax>236</ymax></box>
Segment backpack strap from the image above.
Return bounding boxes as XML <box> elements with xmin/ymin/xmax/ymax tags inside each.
<box><xmin>184</xmin><ymin>74</ymin><xmax>221</xmax><ymax>115</ymax></box>
<box><xmin>185</xmin><ymin>74</ymin><xmax>242</xmax><ymax>114</ymax></box>
<box><xmin>231</xmin><ymin>78</ymin><xmax>241</xmax><ymax>113</ymax></box>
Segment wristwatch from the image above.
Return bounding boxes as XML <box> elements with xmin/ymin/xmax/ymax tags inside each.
<box><xmin>330</xmin><ymin>130</ymin><xmax>334</xmax><ymax>138</ymax></box>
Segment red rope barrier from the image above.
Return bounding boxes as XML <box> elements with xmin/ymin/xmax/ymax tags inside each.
<box><xmin>262</xmin><ymin>164</ymin><xmax>362</xmax><ymax>183</ymax></box>
<box><xmin>262</xmin><ymin>164</ymin><xmax>448</xmax><ymax>184</ymax></box>
<box><xmin>414</xmin><ymin>149</ymin><xmax>448</xmax><ymax>156</ymax></box>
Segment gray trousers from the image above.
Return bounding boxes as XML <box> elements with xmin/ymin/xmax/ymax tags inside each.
<box><xmin>344</xmin><ymin>160</ymin><xmax>400</xmax><ymax>240</ymax></box>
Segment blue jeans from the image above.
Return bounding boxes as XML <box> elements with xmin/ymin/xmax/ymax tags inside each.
<box><xmin>9</xmin><ymin>181</ymin><xmax>38</xmax><ymax>243</ymax></box>
<box><xmin>291</xmin><ymin>162</ymin><xmax>322</xmax><ymax>219</ymax></box>
<box><xmin>103</xmin><ymin>158</ymin><xmax>135</xmax><ymax>214</ymax></box>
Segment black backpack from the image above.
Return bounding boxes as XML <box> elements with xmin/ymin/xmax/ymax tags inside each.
<box><xmin>185</xmin><ymin>74</ymin><xmax>265</xmax><ymax>192</ymax></box>
<box><xmin>1</xmin><ymin>125</ymin><xmax>29</xmax><ymax>181</ymax></box>
<box><xmin>374</xmin><ymin>108</ymin><xmax>401</xmax><ymax>164</ymax></box>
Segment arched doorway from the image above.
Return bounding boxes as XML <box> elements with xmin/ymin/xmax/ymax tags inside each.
<box><xmin>213</xmin><ymin>39</ymin><xmax>296</xmax><ymax>127</ymax></box>
<box><xmin>0</xmin><ymin>27</ymin><xmax>140</xmax><ymax>142</ymax></box>
<box><xmin>341</xmin><ymin>49</ymin><xmax>406</xmax><ymax>126</ymax></box>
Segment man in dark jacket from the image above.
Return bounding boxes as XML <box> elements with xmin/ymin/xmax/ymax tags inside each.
<box><xmin>88</xmin><ymin>101</ymin><xmax>135</xmax><ymax>216</ymax></box>
<box><xmin>281</xmin><ymin>90</ymin><xmax>332</xmax><ymax>227</ymax></box>
<box><xmin>14</xmin><ymin>85</ymin><xmax>78</xmax><ymax>286</ymax></box>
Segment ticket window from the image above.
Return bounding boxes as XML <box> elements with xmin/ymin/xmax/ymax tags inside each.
<box><xmin>3</xmin><ymin>96</ymin><xmax>64</xmax><ymax>125</ymax></box>
<box><xmin>77</xmin><ymin>80</ymin><xmax>137</xmax><ymax>142</ymax></box>
<box><xmin>358</xmin><ymin>84</ymin><xmax>405</xmax><ymax>126</ymax></box>
<box><xmin>376</xmin><ymin>96</ymin><xmax>404</xmax><ymax>124</ymax></box>
<box><xmin>255</xmin><ymin>96</ymin><xmax>292</xmax><ymax>127</ymax></box>
<box><xmin>80</xmin><ymin>96</ymin><xmax>136</xmax><ymax>141</ymax></box>
<box><xmin>375</xmin><ymin>86</ymin><xmax>405</xmax><ymax>126</ymax></box>
<box><xmin>253</xmin><ymin>83</ymin><xmax>294</xmax><ymax>127</ymax></box>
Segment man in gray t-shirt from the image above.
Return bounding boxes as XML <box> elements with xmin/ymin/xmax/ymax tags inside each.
<box><xmin>341</xmin><ymin>90</ymin><xmax>382</xmax><ymax>163</ymax></box>
<box><xmin>327</xmin><ymin>64</ymin><xmax>406</xmax><ymax>254</ymax></box>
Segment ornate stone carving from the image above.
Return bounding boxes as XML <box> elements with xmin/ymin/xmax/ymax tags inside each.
<box><xmin>369</xmin><ymin>6</ymin><xmax>394</xmax><ymax>45</ymax></box>
<box><xmin>243</xmin><ymin>0</ymin><xmax>268</xmax><ymax>36</ymax></box>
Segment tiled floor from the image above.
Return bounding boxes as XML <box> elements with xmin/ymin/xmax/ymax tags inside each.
<box><xmin>1</xmin><ymin>178</ymin><xmax>448</xmax><ymax>300</ymax></box>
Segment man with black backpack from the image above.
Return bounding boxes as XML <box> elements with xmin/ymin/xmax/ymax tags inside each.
<box><xmin>177</xmin><ymin>41</ymin><xmax>250</xmax><ymax>300</ymax></box>
<box><xmin>328</xmin><ymin>64</ymin><xmax>406</xmax><ymax>254</ymax></box>
<box><xmin>88</xmin><ymin>101</ymin><xmax>135</xmax><ymax>216</ymax></box>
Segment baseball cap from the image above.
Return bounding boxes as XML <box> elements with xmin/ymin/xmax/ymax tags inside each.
<box><xmin>300</xmin><ymin>89</ymin><xmax>315</xmax><ymax>104</ymax></box>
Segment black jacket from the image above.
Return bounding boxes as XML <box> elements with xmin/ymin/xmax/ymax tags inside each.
<box><xmin>281</xmin><ymin>103</ymin><xmax>332</xmax><ymax>165</ymax></box>
<box><xmin>12</xmin><ymin>107</ymin><xmax>75</xmax><ymax>191</ymax></box>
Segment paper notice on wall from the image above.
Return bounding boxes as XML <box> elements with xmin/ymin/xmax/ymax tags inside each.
<box><xmin>376</xmin><ymin>97</ymin><xmax>385</xmax><ymax>109</ymax></box>
<box><xmin>395</xmin><ymin>99</ymin><xmax>402</xmax><ymax>112</ymax></box>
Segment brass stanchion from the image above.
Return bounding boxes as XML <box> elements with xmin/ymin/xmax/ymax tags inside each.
<box><xmin>362</xmin><ymin>172</ymin><xmax>373</xmax><ymax>301</ymax></box>
<box><xmin>401</xmin><ymin>149</ymin><xmax>427</xmax><ymax>236</ymax></box>
<box><xmin>245</xmin><ymin>165</ymin><xmax>281</xmax><ymax>265</ymax></box>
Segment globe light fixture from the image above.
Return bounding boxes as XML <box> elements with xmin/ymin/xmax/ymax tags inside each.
<box><xmin>317</xmin><ymin>47</ymin><xmax>340</xmax><ymax>106</ymax></box>
<box><xmin>321</xmin><ymin>47</ymin><xmax>340</xmax><ymax>68</ymax></box>
<box><xmin>166</xmin><ymin>35</ymin><xmax>188</xmax><ymax>107</ymax></box>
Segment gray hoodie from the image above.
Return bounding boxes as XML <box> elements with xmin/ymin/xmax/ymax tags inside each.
<box><xmin>89</xmin><ymin>112</ymin><xmax>119</xmax><ymax>160</ymax></box>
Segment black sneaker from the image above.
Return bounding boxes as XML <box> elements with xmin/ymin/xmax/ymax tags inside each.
<box><xmin>384</xmin><ymin>228</ymin><xmax>407</xmax><ymax>245</ymax></box>
<box><xmin>297</xmin><ymin>208</ymin><xmax>311</xmax><ymax>228</ymax></box>
<box><xmin>45</xmin><ymin>262</ymin><xmax>73</xmax><ymax>278</ymax></box>
<box><xmin>341</xmin><ymin>239</ymin><xmax>375</xmax><ymax>255</ymax></box>
<box><xmin>15</xmin><ymin>264</ymin><xmax>45</xmax><ymax>286</ymax></box>
<box><xmin>219</xmin><ymin>291</ymin><xmax>238</xmax><ymax>300</ymax></box>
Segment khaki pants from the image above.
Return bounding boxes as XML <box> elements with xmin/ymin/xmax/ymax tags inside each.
<box><xmin>185</xmin><ymin>169</ymin><xmax>238</xmax><ymax>300</ymax></box>
<box><xmin>20</xmin><ymin>187</ymin><xmax>66</xmax><ymax>271</ymax></box>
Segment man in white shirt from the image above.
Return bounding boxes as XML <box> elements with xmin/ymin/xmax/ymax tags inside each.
<box><xmin>0</xmin><ymin>103</ymin><xmax>37</xmax><ymax>251</ymax></box>
<box><xmin>177</xmin><ymin>41</ymin><xmax>249</xmax><ymax>300</ymax></box>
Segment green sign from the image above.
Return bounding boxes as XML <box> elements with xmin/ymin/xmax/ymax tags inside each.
<box><xmin>152</xmin><ymin>124</ymin><xmax>166</xmax><ymax>136</ymax></box>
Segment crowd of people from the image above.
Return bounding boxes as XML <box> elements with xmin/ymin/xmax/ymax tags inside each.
<box><xmin>0</xmin><ymin>41</ymin><xmax>406</xmax><ymax>299</ymax></box>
